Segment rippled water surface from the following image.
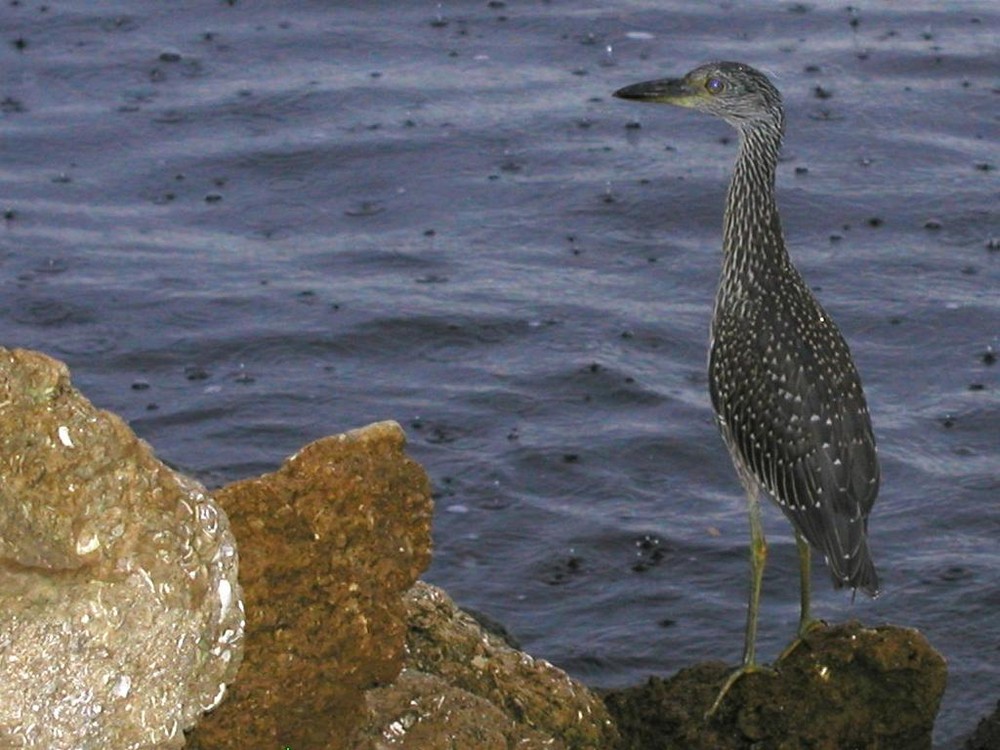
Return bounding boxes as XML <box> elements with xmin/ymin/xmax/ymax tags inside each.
<box><xmin>2</xmin><ymin>1</ymin><xmax>997</xmax><ymax>746</ymax></box>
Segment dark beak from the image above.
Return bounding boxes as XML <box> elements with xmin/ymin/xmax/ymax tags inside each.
<box><xmin>613</xmin><ymin>77</ymin><xmax>691</xmax><ymax>102</ymax></box>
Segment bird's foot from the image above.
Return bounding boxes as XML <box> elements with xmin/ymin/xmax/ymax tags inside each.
<box><xmin>777</xmin><ymin>618</ymin><xmax>827</xmax><ymax>662</ymax></box>
<box><xmin>704</xmin><ymin>662</ymin><xmax>774</xmax><ymax>719</ymax></box>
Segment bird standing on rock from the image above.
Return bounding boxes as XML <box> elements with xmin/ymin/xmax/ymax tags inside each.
<box><xmin>613</xmin><ymin>61</ymin><xmax>880</xmax><ymax>713</ymax></box>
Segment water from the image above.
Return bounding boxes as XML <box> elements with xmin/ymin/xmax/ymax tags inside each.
<box><xmin>2</xmin><ymin>1</ymin><xmax>997</xmax><ymax>745</ymax></box>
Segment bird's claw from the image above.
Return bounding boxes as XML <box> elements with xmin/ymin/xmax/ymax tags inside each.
<box><xmin>777</xmin><ymin>618</ymin><xmax>827</xmax><ymax>662</ymax></box>
<box><xmin>704</xmin><ymin>663</ymin><xmax>774</xmax><ymax>719</ymax></box>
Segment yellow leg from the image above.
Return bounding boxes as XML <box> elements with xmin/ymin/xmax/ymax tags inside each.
<box><xmin>777</xmin><ymin>532</ymin><xmax>824</xmax><ymax>662</ymax></box>
<box><xmin>742</xmin><ymin>487</ymin><xmax>767</xmax><ymax>665</ymax></box>
<box><xmin>796</xmin><ymin>531</ymin><xmax>812</xmax><ymax>636</ymax></box>
<box><xmin>706</xmin><ymin>486</ymin><xmax>767</xmax><ymax>717</ymax></box>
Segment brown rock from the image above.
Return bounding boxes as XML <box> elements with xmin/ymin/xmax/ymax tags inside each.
<box><xmin>0</xmin><ymin>348</ymin><xmax>243</xmax><ymax>749</ymax></box>
<box><xmin>352</xmin><ymin>581</ymin><xmax>620</xmax><ymax>749</ymax></box>
<box><xmin>604</xmin><ymin>620</ymin><xmax>947</xmax><ymax>750</ymax></box>
<box><xmin>186</xmin><ymin>421</ymin><xmax>433</xmax><ymax>750</ymax></box>
<box><xmin>361</xmin><ymin>669</ymin><xmax>550</xmax><ymax>750</ymax></box>
<box><xmin>3</xmin><ymin>348</ymin><xmax>953</xmax><ymax>749</ymax></box>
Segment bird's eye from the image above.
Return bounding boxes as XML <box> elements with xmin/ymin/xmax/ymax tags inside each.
<box><xmin>706</xmin><ymin>77</ymin><xmax>725</xmax><ymax>94</ymax></box>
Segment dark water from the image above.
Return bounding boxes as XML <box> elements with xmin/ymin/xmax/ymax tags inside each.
<box><xmin>2</xmin><ymin>1</ymin><xmax>997</xmax><ymax>745</ymax></box>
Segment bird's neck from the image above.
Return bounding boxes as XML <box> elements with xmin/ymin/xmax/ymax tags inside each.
<box><xmin>720</xmin><ymin>125</ymin><xmax>788</xmax><ymax>289</ymax></box>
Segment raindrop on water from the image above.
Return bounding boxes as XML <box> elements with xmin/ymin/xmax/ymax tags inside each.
<box><xmin>430</xmin><ymin>3</ymin><xmax>448</xmax><ymax>27</ymax></box>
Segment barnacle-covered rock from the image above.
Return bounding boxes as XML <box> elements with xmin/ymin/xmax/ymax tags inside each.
<box><xmin>0</xmin><ymin>348</ymin><xmax>244</xmax><ymax>749</ymax></box>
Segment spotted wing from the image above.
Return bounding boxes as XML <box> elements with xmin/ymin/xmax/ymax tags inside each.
<box><xmin>709</xmin><ymin>285</ymin><xmax>879</xmax><ymax>595</ymax></box>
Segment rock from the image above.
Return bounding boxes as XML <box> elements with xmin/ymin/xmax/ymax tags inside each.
<box><xmin>0</xmin><ymin>348</ymin><xmax>243</xmax><ymax>749</ymax></box>
<box><xmin>965</xmin><ymin>700</ymin><xmax>1000</xmax><ymax>750</ymax></box>
<box><xmin>2</xmin><ymin>347</ymin><xmax>949</xmax><ymax>748</ymax></box>
<box><xmin>604</xmin><ymin>620</ymin><xmax>947</xmax><ymax>750</ymax></box>
<box><xmin>361</xmin><ymin>669</ymin><xmax>551</xmax><ymax>750</ymax></box>
<box><xmin>185</xmin><ymin>418</ymin><xmax>615</xmax><ymax>749</ymax></box>
<box><xmin>185</xmin><ymin>421</ymin><xmax>434</xmax><ymax>749</ymax></box>
<box><xmin>353</xmin><ymin>581</ymin><xmax>620</xmax><ymax>749</ymax></box>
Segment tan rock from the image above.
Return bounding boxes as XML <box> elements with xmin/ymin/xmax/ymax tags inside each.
<box><xmin>352</xmin><ymin>581</ymin><xmax>620</xmax><ymax>749</ymax></box>
<box><xmin>1</xmin><ymin>348</ymin><xmax>953</xmax><ymax>749</ymax></box>
<box><xmin>0</xmin><ymin>348</ymin><xmax>243</xmax><ymax>749</ymax></box>
<box><xmin>360</xmin><ymin>669</ymin><xmax>546</xmax><ymax>750</ymax></box>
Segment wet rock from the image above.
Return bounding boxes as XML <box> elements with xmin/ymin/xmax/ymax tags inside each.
<box><xmin>3</xmin><ymin>348</ymin><xmax>947</xmax><ymax>748</ymax></box>
<box><xmin>361</xmin><ymin>669</ymin><xmax>548</xmax><ymax>750</ymax></box>
<box><xmin>0</xmin><ymin>348</ymin><xmax>243</xmax><ymax>749</ymax></box>
<box><xmin>604</xmin><ymin>620</ymin><xmax>946</xmax><ymax>750</ymax></box>
<box><xmin>353</xmin><ymin>581</ymin><xmax>620</xmax><ymax>749</ymax></box>
<box><xmin>186</xmin><ymin>419</ymin><xmax>613</xmax><ymax>748</ymax></box>
<box><xmin>186</xmin><ymin>421</ymin><xmax>433</xmax><ymax>749</ymax></box>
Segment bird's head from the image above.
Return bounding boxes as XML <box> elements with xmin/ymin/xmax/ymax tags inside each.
<box><xmin>614</xmin><ymin>61</ymin><xmax>783</xmax><ymax>132</ymax></box>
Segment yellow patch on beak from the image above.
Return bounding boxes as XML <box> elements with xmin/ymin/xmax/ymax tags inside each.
<box><xmin>613</xmin><ymin>76</ymin><xmax>709</xmax><ymax>108</ymax></box>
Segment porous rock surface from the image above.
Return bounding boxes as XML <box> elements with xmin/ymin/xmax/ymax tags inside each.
<box><xmin>3</xmin><ymin>346</ymin><xmax>954</xmax><ymax>749</ymax></box>
<box><xmin>186</xmin><ymin>420</ymin><xmax>616</xmax><ymax>749</ymax></box>
<box><xmin>0</xmin><ymin>347</ymin><xmax>244</xmax><ymax>749</ymax></box>
<box><xmin>604</xmin><ymin>620</ymin><xmax>947</xmax><ymax>750</ymax></box>
<box><xmin>182</xmin><ymin>416</ymin><xmax>947</xmax><ymax>749</ymax></box>
<box><xmin>185</xmin><ymin>420</ymin><xmax>435</xmax><ymax>749</ymax></box>
<box><xmin>353</xmin><ymin>580</ymin><xmax>621</xmax><ymax>749</ymax></box>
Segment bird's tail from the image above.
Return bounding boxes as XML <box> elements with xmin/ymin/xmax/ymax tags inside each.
<box><xmin>829</xmin><ymin>535</ymin><xmax>879</xmax><ymax>598</ymax></box>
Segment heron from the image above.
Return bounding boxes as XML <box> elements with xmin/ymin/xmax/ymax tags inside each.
<box><xmin>614</xmin><ymin>61</ymin><xmax>880</xmax><ymax>713</ymax></box>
